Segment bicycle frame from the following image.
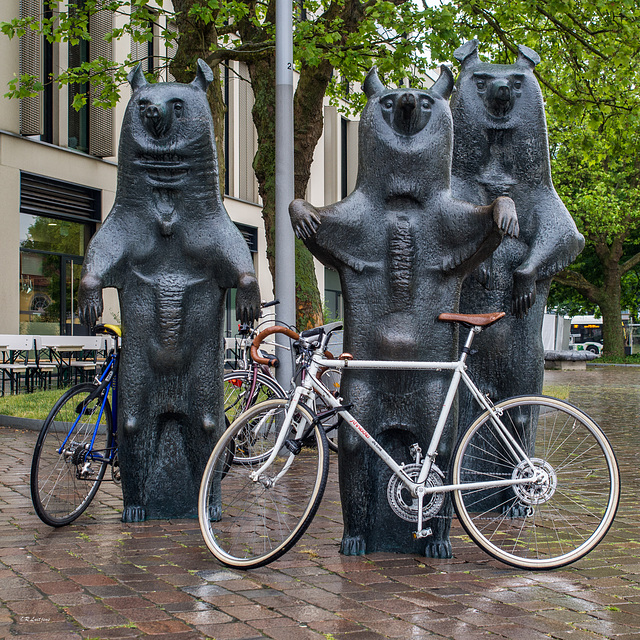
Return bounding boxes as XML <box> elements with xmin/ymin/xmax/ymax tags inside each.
<box><xmin>56</xmin><ymin>352</ymin><xmax>118</xmax><ymax>466</ymax></box>
<box><xmin>249</xmin><ymin>325</ymin><xmax>541</xmax><ymax>537</ymax></box>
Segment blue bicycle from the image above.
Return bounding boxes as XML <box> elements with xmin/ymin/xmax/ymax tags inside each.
<box><xmin>30</xmin><ymin>324</ymin><xmax>121</xmax><ymax>526</ymax></box>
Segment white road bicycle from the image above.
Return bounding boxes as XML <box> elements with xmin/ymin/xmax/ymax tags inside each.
<box><xmin>199</xmin><ymin>312</ymin><xmax>620</xmax><ymax>570</ymax></box>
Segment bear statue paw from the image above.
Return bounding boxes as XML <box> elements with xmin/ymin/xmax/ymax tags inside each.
<box><xmin>208</xmin><ymin>503</ymin><xmax>222</xmax><ymax>522</ymax></box>
<box><xmin>424</xmin><ymin>540</ymin><xmax>453</xmax><ymax>559</ymax></box>
<box><xmin>122</xmin><ymin>506</ymin><xmax>146</xmax><ymax>523</ymax></box>
<box><xmin>340</xmin><ymin>535</ymin><xmax>366</xmax><ymax>556</ymax></box>
<box><xmin>503</xmin><ymin>502</ymin><xmax>529</xmax><ymax>518</ymax></box>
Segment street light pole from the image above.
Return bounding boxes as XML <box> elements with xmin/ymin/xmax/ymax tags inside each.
<box><xmin>274</xmin><ymin>0</ymin><xmax>296</xmax><ymax>385</ymax></box>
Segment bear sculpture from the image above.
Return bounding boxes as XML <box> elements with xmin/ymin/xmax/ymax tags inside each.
<box><xmin>78</xmin><ymin>60</ymin><xmax>260</xmax><ymax>522</ymax></box>
<box><xmin>451</xmin><ymin>41</ymin><xmax>584</xmax><ymax>455</ymax></box>
<box><xmin>290</xmin><ymin>66</ymin><xmax>518</xmax><ymax>557</ymax></box>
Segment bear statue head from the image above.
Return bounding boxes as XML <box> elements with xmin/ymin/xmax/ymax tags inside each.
<box><xmin>116</xmin><ymin>59</ymin><xmax>218</xmax><ymax>193</ymax></box>
<box><xmin>356</xmin><ymin>65</ymin><xmax>455</xmax><ymax>200</ymax></box>
<box><xmin>451</xmin><ymin>39</ymin><xmax>542</xmax><ymax>125</ymax></box>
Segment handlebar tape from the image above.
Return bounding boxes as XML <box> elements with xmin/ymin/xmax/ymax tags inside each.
<box><xmin>251</xmin><ymin>325</ymin><xmax>300</xmax><ymax>367</ymax></box>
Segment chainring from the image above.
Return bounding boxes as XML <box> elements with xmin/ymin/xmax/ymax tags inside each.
<box><xmin>387</xmin><ymin>463</ymin><xmax>445</xmax><ymax>522</ymax></box>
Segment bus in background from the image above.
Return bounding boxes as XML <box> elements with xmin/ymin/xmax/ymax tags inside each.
<box><xmin>569</xmin><ymin>316</ymin><xmax>603</xmax><ymax>355</ymax></box>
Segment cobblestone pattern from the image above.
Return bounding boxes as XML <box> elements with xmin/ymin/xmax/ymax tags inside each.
<box><xmin>0</xmin><ymin>366</ymin><xmax>639</xmax><ymax>639</ymax></box>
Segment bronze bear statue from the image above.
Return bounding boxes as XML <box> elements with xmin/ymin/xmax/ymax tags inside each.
<box><xmin>451</xmin><ymin>41</ymin><xmax>584</xmax><ymax>457</ymax></box>
<box><xmin>290</xmin><ymin>66</ymin><xmax>518</xmax><ymax>557</ymax></box>
<box><xmin>78</xmin><ymin>60</ymin><xmax>260</xmax><ymax>522</ymax></box>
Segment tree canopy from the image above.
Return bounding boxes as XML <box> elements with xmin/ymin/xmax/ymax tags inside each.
<box><xmin>424</xmin><ymin>0</ymin><xmax>640</xmax><ymax>356</ymax></box>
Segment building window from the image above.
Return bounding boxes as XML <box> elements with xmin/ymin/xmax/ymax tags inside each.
<box><xmin>67</xmin><ymin>2</ymin><xmax>114</xmax><ymax>157</ymax></box>
<box><xmin>68</xmin><ymin>37</ymin><xmax>89</xmax><ymax>153</ymax></box>
<box><xmin>324</xmin><ymin>267</ymin><xmax>343</xmax><ymax>322</ymax></box>
<box><xmin>224</xmin><ymin>224</ymin><xmax>258</xmax><ymax>336</ymax></box>
<box><xmin>19</xmin><ymin>173</ymin><xmax>101</xmax><ymax>335</ymax></box>
<box><xmin>341</xmin><ymin>117</ymin><xmax>348</xmax><ymax>199</ymax></box>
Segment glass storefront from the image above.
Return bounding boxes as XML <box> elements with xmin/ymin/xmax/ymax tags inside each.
<box><xmin>19</xmin><ymin>214</ymin><xmax>93</xmax><ymax>335</ymax></box>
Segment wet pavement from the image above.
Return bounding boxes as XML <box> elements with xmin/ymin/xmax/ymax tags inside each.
<box><xmin>1</xmin><ymin>365</ymin><xmax>639</xmax><ymax>639</ymax></box>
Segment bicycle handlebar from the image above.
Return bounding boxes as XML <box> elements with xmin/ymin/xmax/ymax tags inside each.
<box><xmin>251</xmin><ymin>325</ymin><xmax>300</xmax><ymax>367</ymax></box>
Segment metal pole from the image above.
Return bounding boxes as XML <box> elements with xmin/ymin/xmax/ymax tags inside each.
<box><xmin>274</xmin><ymin>0</ymin><xmax>296</xmax><ymax>386</ymax></box>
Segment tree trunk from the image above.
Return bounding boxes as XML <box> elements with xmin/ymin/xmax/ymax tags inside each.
<box><xmin>555</xmin><ymin>250</ymin><xmax>627</xmax><ymax>357</ymax></box>
<box><xmin>598</xmin><ymin>285</ymin><xmax>626</xmax><ymax>357</ymax></box>
<box><xmin>597</xmin><ymin>262</ymin><xmax>626</xmax><ymax>357</ymax></box>
<box><xmin>249</xmin><ymin>55</ymin><xmax>323</xmax><ymax>329</ymax></box>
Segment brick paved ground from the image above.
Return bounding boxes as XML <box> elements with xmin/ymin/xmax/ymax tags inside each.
<box><xmin>1</xmin><ymin>365</ymin><xmax>639</xmax><ymax>639</ymax></box>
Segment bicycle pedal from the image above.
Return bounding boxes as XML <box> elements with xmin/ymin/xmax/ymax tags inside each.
<box><xmin>413</xmin><ymin>528</ymin><xmax>433</xmax><ymax>539</ymax></box>
<box><xmin>284</xmin><ymin>439</ymin><xmax>302</xmax><ymax>455</ymax></box>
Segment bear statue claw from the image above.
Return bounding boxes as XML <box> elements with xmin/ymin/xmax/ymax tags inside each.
<box><xmin>289</xmin><ymin>199</ymin><xmax>321</xmax><ymax>240</ymax></box>
<box><xmin>236</xmin><ymin>273</ymin><xmax>261</xmax><ymax>324</ymax></box>
<box><xmin>340</xmin><ymin>535</ymin><xmax>366</xmax><ymax>556</ymax></box>
<box><xmin>122</xmin><ymin>506</ymin><xmax>146</xmax><ymax>523</ymax></box>
<box><xmin>424</xmin><ymin>540</ymin><xmax>453</xmax><ymax>559</ymax></box>
<box><xmin>511</xmin><ymin>267</ymin><xmax>537</xmax><ymax>318</ymax></box>
<box><xmin>208</xmin><ymin>503</ymin><xmax>222</xmax><ymax>522</ymax></box>
<box><xmin>78</xmin><ymin>290</ymin><xmax>103</xmax><ymax>328</ymax></box>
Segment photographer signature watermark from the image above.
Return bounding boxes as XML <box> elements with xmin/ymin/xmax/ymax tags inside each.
<box><xmin>20</xmin><ymin>616</ymin><xmax>51</xmax><ymax>623</ymax></box>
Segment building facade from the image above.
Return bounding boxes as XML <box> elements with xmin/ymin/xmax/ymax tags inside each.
<box><xmin>0</xmin><ymin>1</ymin><xmax>356</xmax><ymax>336</ymax></box>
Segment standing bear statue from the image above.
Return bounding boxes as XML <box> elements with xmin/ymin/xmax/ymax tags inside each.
<box><xmin>290</xmin><ymin>66</ymin><xmax>519</xmax><ymax>557</ymax></box>
<box><xmin>451</xmin><ymin>41</ymin><xmax>584</xmax><ymax>449</ymax></box>
<box><xmin>78</xmin><ymin>60</ymin><xmax>260</xmax><ymax>522</ymax></box>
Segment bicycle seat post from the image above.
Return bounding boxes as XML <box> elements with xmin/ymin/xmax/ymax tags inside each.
<box><xmin>459</xmin><ymin>325</ymin><xmax>481</xmax><ymax>365</ymax></box>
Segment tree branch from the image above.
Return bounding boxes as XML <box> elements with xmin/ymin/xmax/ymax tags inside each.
<box><xmin>621</xmin><ymin>250</ymin><xmax>640</xmax><ymax>275</ymax></box>
<box><xmin>553</xmin><ymin>269</ymin><xmax>602</xmax><ymax>305</ymax></box>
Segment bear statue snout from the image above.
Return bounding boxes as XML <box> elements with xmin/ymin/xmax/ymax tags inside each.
<box><xmin>142</xmin><ymin>102</ymin><xmax>173</xmax><ymax>138</ymax></box>
<box><xmin>388</xmin><ymin>91</ymin><xmax>430</xmax><ymax>136</ymax></box>
<box><xmin>400</xmin><ymin>93</ymin><xmax>417</xmax><ymax>120</ymax></box>
<box><xmin>486</xmin><ymin>80</ymin><xmax>514</xmax><ymax>118</ymax></box>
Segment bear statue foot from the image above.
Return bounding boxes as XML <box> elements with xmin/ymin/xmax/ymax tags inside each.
<box><xmin>503</xmin><ymin>502</ymin><xmax>529</xmax><ymax>518</ymax></box>
<box><xmin>340</xmin><ymin>535</ymin><xmax>366</xmax><ymax>556</ymax></box>
<box><xmin>122</xmin><ymin>506</ymin><xmax>146</xmax><ymax>523</ymax></box>
<box><xmin>208</xmin><ymin>503</ymin><xmax>222</xmax><ymax>522</ymax></box>
<box><xmin>424</xmin><ymin>540</ymin><xmax>452</xmax><ymax>559</ymax></box>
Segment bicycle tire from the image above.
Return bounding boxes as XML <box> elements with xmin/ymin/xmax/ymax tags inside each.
<box><xmin>224</xmin><ymin>370</ymin><xmax>288</xmax><ymax>463</ymax></box>
<box><xmin>451</xmin><ymin>395</ymin><xmax>620</xmax><ymax>570</ymax></box>
<box><xmin>31</xmin><ymin>383</ymin><xmax>114</xmax><ymax>527</ymax></box>
<box><xmin>199</xmin><ymin>398</ymin><xmax>329</xmax><ymax>568</ymax></box>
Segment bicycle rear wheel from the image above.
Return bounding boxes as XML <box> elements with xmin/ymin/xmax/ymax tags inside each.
<box><xmin>452</xmin><ymin>395</ymin><xmax>620</xmax><ymax>570</ymax></box>
<box><xmin>31</xmin><ymin>383</ymin><xmax>113</xmax><ymax>527</ymax></box>
<box><xmin>199</xmin><ymin>398</ymin><xmax>329</xmax><ymax>568</ymax></box>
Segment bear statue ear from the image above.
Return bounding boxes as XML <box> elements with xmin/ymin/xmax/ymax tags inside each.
<box><xmin>431</xmin><ymin>65</ymin><xmax>454</xmax><ymax>100</ymax></box>
<box><xmin>127</xmin><ymin>63</ymin><xmax>147</xmax><ymax>91</ymax></box>
<box><xmin>453</xmin><ymin>39</ymin><xmax>480</xmax><ymax>68</ymax></box>
<box><xmin>516</xmin><ymin>44</ymin><xmax>541</xmax><ymax>68</ymax></box>
<box><xmin>191</xmin><ymin>58</ymin><xmax>214</xmax><ymax>92</ymax></box>
<box><xmin>363</xmin><ymin>67</ymin><xmax>385</xmax><ymax>99</ymax></box>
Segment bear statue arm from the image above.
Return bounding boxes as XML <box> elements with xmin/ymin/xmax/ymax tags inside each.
<box><xmin>440</xmin><ymin>196</ymin><xmax>519</xmax><ymax>275</ymax></box>
<box><xmin>290</xmin><ymin>197</ymin><xmax>376</xmax><ymax>273</ymax></box>
<box><xmin>78</xmin><ymin>212</ymin><xmax>128</xmax><ymax>326</ymax></box>
<box><xmin>208</xmin><ymin>222</ymin><xmax>261</xmax><ymax>323</ymax></box>
<box><xmin>511</xmin><ymin>194</ymin><xmax>584</xmax><ymax>318</ymax></box>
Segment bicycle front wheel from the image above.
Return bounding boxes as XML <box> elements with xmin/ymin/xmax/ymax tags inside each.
<box><xmin>199</xmin><ymin>398</ymin><xmax>329</xmax><ymax>568</ymax></box>
<box><xmin>31</xmin><ymin>383</ymin><xmax>113</xmax><ymax>527</ymax></box>
<box><xmin>452</xmin><ymin>396</ymin><xmax>620</xmax><ymax>570</ymax></box>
